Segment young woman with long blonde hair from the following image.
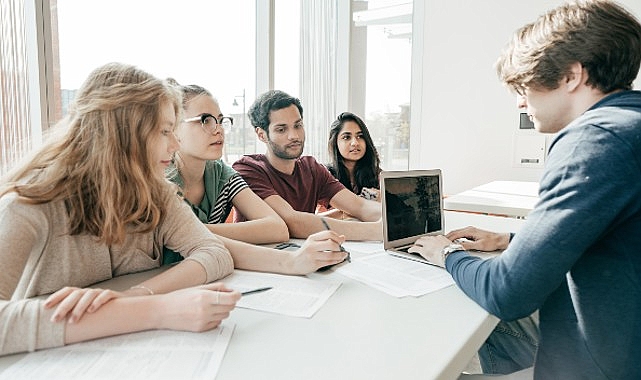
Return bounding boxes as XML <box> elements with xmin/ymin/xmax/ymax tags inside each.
<box><xmin>0</xmin><ymin>63</ymin><xmax>239</xmax><ymax>356</ymax></box>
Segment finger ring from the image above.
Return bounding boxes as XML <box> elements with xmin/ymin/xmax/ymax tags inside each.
<box><xmin>215</xmin><ymin>292</ymin><xmax>220</xmax><ymax>305</ymax></box>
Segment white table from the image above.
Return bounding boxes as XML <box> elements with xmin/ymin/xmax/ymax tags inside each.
<box><xmin>219</xmin><ymin>273</ymin><xmax>496</xmax><ymax>379</ymax></box>
<box><xmin>444</xmin><ymin>181</ymin><xmax>539</xmax><ymax>219</ymax></box>
<box><xmin>445</xmin><ymin>210</ymin><xmax>526</xmax><ymax>234</ymax></box>
<box><xmin>0</xmin><ymin>269</ymin><xmax>496</xmax><ymax>380</ymax></box>
<box><xmin>0</xmin><ymin>212</ymin><xmax>511</xmax><ymax>380</ymax></box>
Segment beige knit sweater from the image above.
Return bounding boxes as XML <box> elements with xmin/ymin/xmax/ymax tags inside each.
<box><xmin>0</xmin><ymin>192</ymin><xmax>234</xmax><ymax>356</ymax></box>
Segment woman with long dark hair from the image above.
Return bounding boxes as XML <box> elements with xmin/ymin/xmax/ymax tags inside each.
<box><xmin>327</xmin><ymin>112</ymin><xmax>382</xmax><ymax>201</ymax></box>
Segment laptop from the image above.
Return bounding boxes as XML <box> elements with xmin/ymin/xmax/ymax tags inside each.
<box><xmin>380</xmin><ymin>169</ymin><xmax>444</xmax><ymax>265</ymax></box>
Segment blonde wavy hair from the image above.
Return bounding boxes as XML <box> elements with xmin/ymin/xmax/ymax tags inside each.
<box><xmin>0</xmin><ymin>62</ymin><xmax>182</xmax><ymax>245</ymax></box>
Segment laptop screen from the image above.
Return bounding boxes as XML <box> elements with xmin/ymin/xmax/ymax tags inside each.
<box><xmin>381</xmin><ymin>170</ymin><xmax>443</xmax><ymax>246</ymax></box>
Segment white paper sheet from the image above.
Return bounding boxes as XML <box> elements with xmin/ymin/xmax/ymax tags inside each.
<box><xmin>0</xmin><ymin>322</ymin><xmax>235</xmax><ymax>380</ymax></box>
<box><xmin>221</xmin><ymin>270</ymin><xmax>341</xmax><ymax>318</ymax></box>
<box><xmin>335</xmin><ymin>252</ymin><xmax>455</xmax><ymax>297</ymax></box>
<box><xmin>342</xmin><ymin>241</ymin><xmax>386</xmax><ymax>255</ymax></box>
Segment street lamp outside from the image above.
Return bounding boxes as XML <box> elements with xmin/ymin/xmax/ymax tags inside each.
<box><xmin>232</xmin><ymin>89</ymin><xmax>246</xmax><ymax>155</ymax></box>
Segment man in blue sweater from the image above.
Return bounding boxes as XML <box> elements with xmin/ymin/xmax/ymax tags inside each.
<box><xmin>409</xmin><ymin>1</ymin><xmax>641</xmax><ymax>379</ymax></box>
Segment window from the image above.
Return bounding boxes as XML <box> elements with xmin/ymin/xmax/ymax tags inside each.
<box><xmin>0</xmin><ymin>0</ymin><xmax>42</xmax><ymax>176</ymax></box>
<box><xmin>2</xmin><ymin>0</ymin><xmax>414</xmax><ymax>175</ymax></box>
<box><xmin>54</xmin><ymin>0</ymin><xmax>256</xmax><ymax>163</ymax></box>
<box><xmin>274</xmin><ymin>0</ymin><xmax>301</xmax><ymax>97</ymax></box>
<box><xmin>355</xmin><ymin>1</ymin><xmax>412</xmax><ymax>170</ymax></box>
<box><xmin>271</xmin><ymin>0</ymin><xmax>414</xmax><ymax>170</ymax></box>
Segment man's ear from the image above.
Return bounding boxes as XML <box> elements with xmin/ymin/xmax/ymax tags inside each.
<box><xmin>565</xmin><ymin>62</ymin><xmax>585</xmax><ymax>92</ymax></box>
<box><xmin>256</xmin><ymin>127</ymin><xmax>268</xmax><ymax>143</ymax></box>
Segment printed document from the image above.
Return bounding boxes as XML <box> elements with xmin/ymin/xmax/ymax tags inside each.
<box><xmin>222</xmin><ymin>270</ymin><xmax>341</xmax><ymax>318</ymax></box>
<box><xmin>335</xmin><ymin>252</ymin><xmax>454</xmax><ymax>297</ymax></box>
<box><xmin>0</xmin><ymin>322</ymin><xmax>235</xmax><ymax>380</ymax></box>
<box><xmin>342</xmin><ymin>240</ymin><xmax>386</xmax><ymax>254</ymax></box>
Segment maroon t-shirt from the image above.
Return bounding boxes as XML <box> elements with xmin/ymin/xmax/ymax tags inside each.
<box><xmin>232</xmin><ymin>154</ymin><xmax>345</xmax><ymax>221</ymax></box>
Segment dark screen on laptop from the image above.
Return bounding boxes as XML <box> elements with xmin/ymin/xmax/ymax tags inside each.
<box><xmin>384</xmin><ymin>175</ymin><xmax>442</xmax><ymax>242</ymax></box>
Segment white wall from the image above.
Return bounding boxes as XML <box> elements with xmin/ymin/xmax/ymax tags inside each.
<box><xmin>411</xmin><ymin>0</ymin><xmax>641</xmax><ymax>195</ymax></box>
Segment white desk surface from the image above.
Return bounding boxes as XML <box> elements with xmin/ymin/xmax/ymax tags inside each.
<box><xmin>444</xmin><ymin>181</ymin><xmax>539</xmax><ymax>218</ymax></box>
<box><xmin>0</xmin><ymin>213</ymin><xmax>508</xmax><ymax>380</ymax></box>
<box><xmin>0</xmin><ymin>269</ymin><xmax>496</xmax><ymax>380</ymax></box>
<box><xmin>445</xmin><ymin>210</ymin><xmax>526</xmax><ymax>233</ymax></box>
<box><xmin>472</xmin><ymin>181</ymin><xmax>539</xmax><ymax>197</ymax></box>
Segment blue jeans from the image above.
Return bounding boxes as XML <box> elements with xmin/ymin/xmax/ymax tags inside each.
<box><xmin>478</xmin><ymin>313</ymin><xmax>539</xmax><ymax>374</ymax></box>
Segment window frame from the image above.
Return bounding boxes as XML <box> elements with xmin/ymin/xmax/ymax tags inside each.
<box><xmin>27</xmin><ymin>0</ymin><xmax>420</xmax><ymax>171</ymax></box>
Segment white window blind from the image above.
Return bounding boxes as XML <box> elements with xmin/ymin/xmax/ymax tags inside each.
<box><xmin>0</xmin><ymin>0</ymin><xmax>33</xmax><ymax>176</ymax></box>
<box><xmin>299</xmin><ymin>0</ymin><xmax>339</xmax><ymax>164</ymax></box>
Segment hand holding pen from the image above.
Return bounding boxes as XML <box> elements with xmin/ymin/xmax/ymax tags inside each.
<box><xmin>320</xmin><ymin>217</ymin><xmax>351</xmax><ymax>263</ymax></box>
<box><xmin>316</xmin><ymin>217</ymin><xmax>351</xmax><ymax>271</ymax></box>
<box><xmin>275</xmin><ymin>230</ymin><xmax>349</xmax><ymax>273</ymax></box>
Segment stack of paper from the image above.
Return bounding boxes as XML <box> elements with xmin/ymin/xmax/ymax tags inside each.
<box><xmin>222</xmin><ymin>270</ymin><xmax>341</xmax><ymax>318</ymax></box>
<box><xmin>335</xmin><ymin>252</ymin><xmax>455</xmax><ymax>297</ymax></box>
<box><xmin>0</xmin><ymin>323</ymin><xmax>235</xmax><ymax>380</ymax></box>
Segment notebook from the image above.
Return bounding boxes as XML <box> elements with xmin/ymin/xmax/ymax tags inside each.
<box><xmin>380</xmin><ymin>169</ymin><xmax>444</xmax><ymax>265</ymax></box>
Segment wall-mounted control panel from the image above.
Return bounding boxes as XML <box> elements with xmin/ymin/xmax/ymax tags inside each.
<box><xmin>513</xmin><ymin>113</ymin><xmax>547</xmax><ymax>168</ymax></box>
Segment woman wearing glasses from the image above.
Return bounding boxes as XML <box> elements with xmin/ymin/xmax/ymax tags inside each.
<box><xmin>164</xmin><ymin>81</ymin><xmax>286</xmax><ymax>258</ymax></box>
<box><xmin>164</xmin><ymin>80</ymin><xmax>348</xmax><ymax>273</ymax></box>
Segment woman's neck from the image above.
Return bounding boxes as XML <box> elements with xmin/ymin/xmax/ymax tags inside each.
<box><xmin>176</xmin><ymin>154</ymin><xmax>207</xmax><ymax>206</ymax></box>
<box><xmin>177</xmin><ymin>154</ymin><xmax>206</xmax><ymax>185</ymax></box>
<box><xmin>342</xmin><ymin>160</ymin><xmax>356</xmax><ymax>185</ymax></box>
<box><xmin>342</xmin><ymin>160</ymin><xmax>356</xmax><ymax>173</ymax></box>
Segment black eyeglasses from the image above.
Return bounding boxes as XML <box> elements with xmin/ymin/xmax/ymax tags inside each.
<box><xmin>183</xmin><ymin>113</ymin><xmax>234</xmax><ymax>134</ymax></box>
<box><xmin>513</xmin><ymin>83</ymin><xmax>528</xmax><ymax>97</ymax></box>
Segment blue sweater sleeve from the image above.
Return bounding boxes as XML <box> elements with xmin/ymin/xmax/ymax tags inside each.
<box><xmin>446</xmin><ymin>122</ymin><xmax>641</xmax><ymax>320</ymax></box>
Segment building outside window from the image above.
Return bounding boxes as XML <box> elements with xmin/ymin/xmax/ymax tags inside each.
<box><xmin>54</xmin><ymin>0</ymin><xmax>256</xmax><ymax>164</ymax></box>
<box><xmin>1</xmin><ymin>0</ymin><xmax>413</xmax><ymax>174</ymax></box>
<box><xmin>355</xmin><ymin>0</ymin><xmax>412</xmax><ymax>170</ymax></box>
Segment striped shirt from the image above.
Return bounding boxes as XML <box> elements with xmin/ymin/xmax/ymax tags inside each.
<box><xmin>208</xmin><ymin>173</ymin><xmax>248</xmax><ymax>223</ymax></box>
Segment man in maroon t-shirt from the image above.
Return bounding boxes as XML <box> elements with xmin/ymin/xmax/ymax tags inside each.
<box><xmin>233</xmin><ymin>90</ymin><xmax>382</xmax><ymax>241</ymax></box>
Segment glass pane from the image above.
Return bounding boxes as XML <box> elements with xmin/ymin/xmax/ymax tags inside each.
<box><xmin>274</xmin><ymin>0</ymin><xmax>301</xmax><ymax>96</ymax></box>
<box><xmin>362</xmin><ymin>0</ymin><xmax>412</xmax><ymax>170</ymax></box>
<box><xmin>54</xmin><ymin>0</ymin><xmax>256</xmax><ymax>162</ymax></box>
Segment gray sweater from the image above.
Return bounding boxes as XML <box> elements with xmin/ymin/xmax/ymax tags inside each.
<box><xmin>0</xmin><ymin>192</ymin><xmax>234</xmax><ymax>356</ymax></box>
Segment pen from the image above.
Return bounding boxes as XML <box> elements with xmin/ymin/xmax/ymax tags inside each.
<box><xmin>274</xmin><ymin>242</ymin><xmax>301</xmax><ymax>250</ymax></box>
<box><xmin>320</xmin><ymin>217</ymin><xmax>351</xmax><ymax>263</ymax></box>
<box><xmin>241</xmin><ymin>287</ymin><xmax>273</xmax><ymax>296</ymax></box>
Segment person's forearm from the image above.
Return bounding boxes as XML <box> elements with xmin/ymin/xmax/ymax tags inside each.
<box><xmin>64</xmin><ymin>296</ymin><xmax>157</xmax><ymax>344</ymax></box>
<box><xmin>355</xmin><ymin>199</ymin><xmax>382</xmax><ymax>222</ymax></box>
<box><xmin>219</xmin><ymin>236</ymin><xmax>290</xmax><ymax>273</ymax></box>
<box><xmin>329</xmin><ymin>219</ymin><xmax>382</xmax><ymax>241</ymax></box>
<box><xmin>205</xmin><ymin>217</ymin><xmax>289</xmax><ymax>244</ymax></box>
<box><xmin>286</xmin><ymin>213</ymin><xmax>381</xmax><ymax>241</ymax></box>
<box><xmin>129</xmin><ymin>260</ymin><xmax>207</xmax><ymax>296</ymax></box>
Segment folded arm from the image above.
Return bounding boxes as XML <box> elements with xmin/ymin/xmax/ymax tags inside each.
<box><xmin>63</xmin><ymin>283</ymin><xmax>239</xmax><ymax>346</ymax></box>
<box><xmin>330</xmin><ymin>189</ymin><xmax>381</xmax><ymax>222</ymax></box>
<box><xmin>205</xmin><ymin>187</ymin><xmax>289</xmax><ymax>244</ymax></box>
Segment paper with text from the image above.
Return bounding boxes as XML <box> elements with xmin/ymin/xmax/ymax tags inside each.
<box><xmin>222</xmin><ymin>270</ymin><xmax>341</xmax><ymax>318</ymax></box>
<box><xmin>335</xmin><ymin>252</ymin><xmax>454</xmax><ymax>297</ymax></box>
<box><xmin>342</xmin><ymin>241</ymin><xmax>386</xmax><ymax>255</ymax></box>
<box><xmin>0</xmin><ymin>323</ymin><xmax>235</xmax><ymax>380</ymax></box>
